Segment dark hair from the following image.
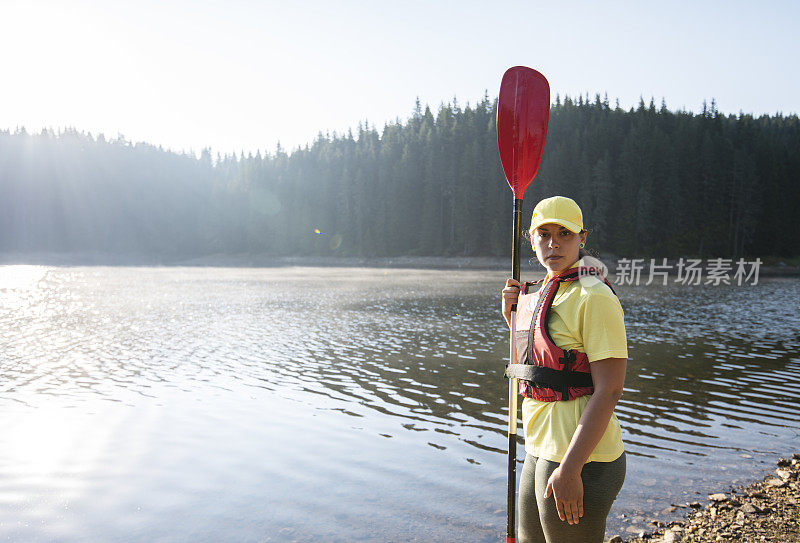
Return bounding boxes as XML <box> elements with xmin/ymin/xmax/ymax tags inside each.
<box><xmin>578</xmin><ymin>228</ymin><xmax>588</xmax><ymax>258</ymax></box>
<box><xmin>578</xmin><ymin>228</ymin><xmax>593</xmax><ymax>258</ymax></box>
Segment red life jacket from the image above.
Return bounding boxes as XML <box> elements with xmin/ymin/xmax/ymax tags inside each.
<box><xmin>504</xmin><ymin>266</ymin><xmax>618</xmax><ymax>402</ymax></box>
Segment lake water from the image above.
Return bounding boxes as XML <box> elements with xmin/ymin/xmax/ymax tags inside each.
<box><xmin>1</xmin><ymin>265</ymin><xmax>798</xmax><ymax>542</ymax></box>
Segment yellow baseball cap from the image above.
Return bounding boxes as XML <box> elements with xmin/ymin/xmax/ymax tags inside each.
<box><xmin>530</xmin><ymin>196</ymin><xmax>584</xmax><ymax>233</ymax></box>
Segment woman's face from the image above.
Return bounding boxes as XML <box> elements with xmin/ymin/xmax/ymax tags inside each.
<box><xmin>531</xmin><ymin>223</ymin><xmax>587</xmax><ymax>275</ymax></box>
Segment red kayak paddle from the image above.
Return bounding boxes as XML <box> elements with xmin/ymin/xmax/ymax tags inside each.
<box><xmin>496</xmin><ymin>65</ymin><xmax>550</xmax><ymax>543</ymax></box>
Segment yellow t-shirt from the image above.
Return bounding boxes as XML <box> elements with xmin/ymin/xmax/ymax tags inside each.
<box><xmin>521</xmin><ymin>258</ymin><xmax>628</xmax><ymax>463</ymax></box>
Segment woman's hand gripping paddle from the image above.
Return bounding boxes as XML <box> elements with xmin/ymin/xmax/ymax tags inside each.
<box><xmin>496</xmin><ymin>66</ymin><xmax>550</xmax><ymax>543</ymax></box>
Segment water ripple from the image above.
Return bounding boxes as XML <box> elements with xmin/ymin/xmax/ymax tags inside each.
<box><xmin>1</xmin><ymin>266</ymin><xmax>798</xmax><ymax>541</ymax></box>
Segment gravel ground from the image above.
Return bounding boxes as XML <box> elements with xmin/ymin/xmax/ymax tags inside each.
<box><xmin>614</xmin><ymin>454</ymin><xmax>800</xmax><ymax>542</ymax></box>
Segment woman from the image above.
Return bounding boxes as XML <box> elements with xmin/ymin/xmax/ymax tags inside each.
<box><xmin>501</xmin><ymin>196</ymin><xmax>627</xmax><ymax>543</ymax></box>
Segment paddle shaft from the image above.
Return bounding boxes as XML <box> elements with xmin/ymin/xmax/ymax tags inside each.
<box><xmin>507</xmin><ymin>198</ymin><xmax>523</xmax><ymax>542</ymax></box>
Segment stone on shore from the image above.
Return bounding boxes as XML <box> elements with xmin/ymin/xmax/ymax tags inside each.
<box><xmin>622</xmin><ymin>453</ymin><xmax>800</xmax><ymax>542</ymax></box>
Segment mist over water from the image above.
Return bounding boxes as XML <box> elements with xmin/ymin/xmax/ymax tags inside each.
<box><xmin>1</xmin><ymin>265</ymin><xmax>798</xmax><ymax>541</ymax></box>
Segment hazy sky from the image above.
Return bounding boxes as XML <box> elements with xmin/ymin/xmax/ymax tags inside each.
<box><xmin>1</xmin><ymin>0</ymin><xmax>797</xmax><ymax>155</ymax></box>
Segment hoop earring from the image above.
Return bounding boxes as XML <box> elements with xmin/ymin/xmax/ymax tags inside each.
<box><xmin>579</xmin><ymin>242</ymin><xmax>585</xmax><ymax>249</ymax></box>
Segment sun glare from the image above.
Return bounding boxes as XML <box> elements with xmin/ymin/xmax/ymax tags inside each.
<box><xmin>0</xmin><ymin>265</ymin><xmax>48</xmax><ymax>310</ymax></box>
<box><xmin>1</xmin><ymin>405</ymin><xmax>113</xmax><ymax>485</ymax></box>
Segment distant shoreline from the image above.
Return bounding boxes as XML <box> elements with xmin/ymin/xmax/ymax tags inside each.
<box><xmin>1</xmin><ymin>252</ymin><xmax>798</xmax><ymax>277</ymax></box>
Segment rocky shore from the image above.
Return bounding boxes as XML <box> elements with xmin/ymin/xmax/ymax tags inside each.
<box><xmin>612</xmin><ymin>454</ymin><xmax>800</xmax><ymax>542</ymax></box>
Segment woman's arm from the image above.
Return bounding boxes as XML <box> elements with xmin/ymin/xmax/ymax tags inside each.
<box><xmin>560</xmin><ymin>357</ymin><xmax>626</xmax><ymax>469</ymax></box>
<box><xmin>543</xmin><ymin>357</ymin><xmax>627</xmax><ymax>525</ymax></box>
<box><xmin>501</xmin><ymin>278</ymin><xmax>521</xmax><ymax>328</ymax></box>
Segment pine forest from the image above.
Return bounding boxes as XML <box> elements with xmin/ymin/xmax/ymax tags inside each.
<box><xmin>1</xmin><ymin>94</ymin><xmax>798</xmax><ymax>260</ymax></box>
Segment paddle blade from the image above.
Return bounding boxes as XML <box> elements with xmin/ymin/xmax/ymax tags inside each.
<box><xmin>497</xmin><ymin>66</ymin><xmax>551</xmax><ymax>199</ymax></box>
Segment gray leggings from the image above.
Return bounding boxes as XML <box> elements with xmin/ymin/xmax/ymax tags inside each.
<box><xmin>518</xmin><ymin>452</ymin><xmax>626</xmax><ymax>543</ymax></box>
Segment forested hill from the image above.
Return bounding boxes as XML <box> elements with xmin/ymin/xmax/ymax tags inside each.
<box><xmin>1</xmin><ymin>95</ymin><xmax>798</xmax><ymax>260</ymax></box>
